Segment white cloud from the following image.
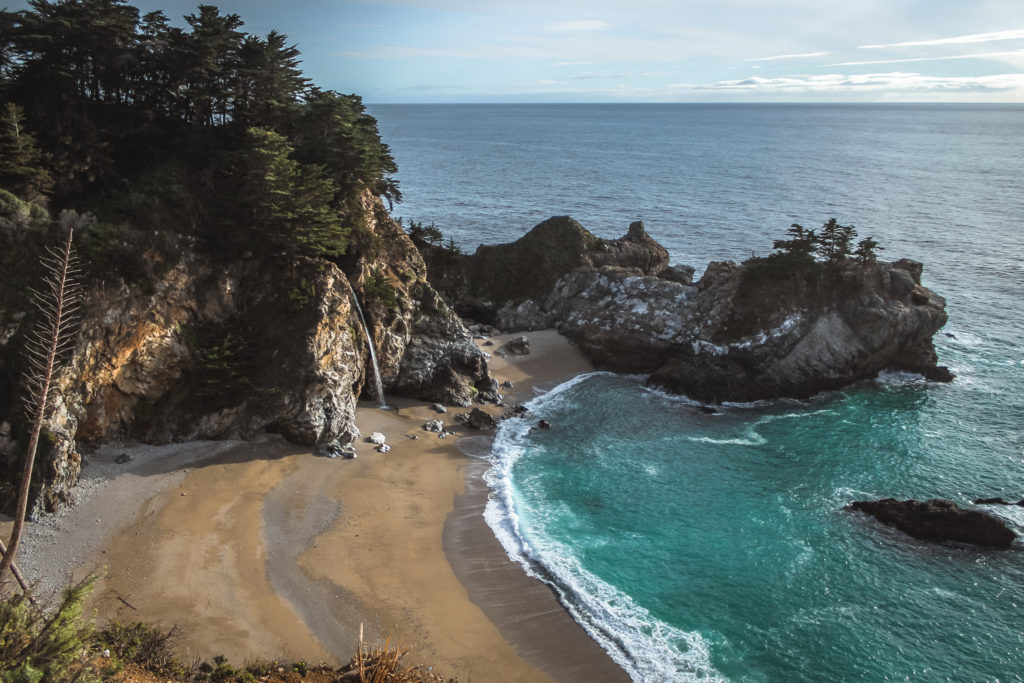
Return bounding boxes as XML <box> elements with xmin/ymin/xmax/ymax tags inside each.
<box><xmin>543</xmin><ymin>20</ymin><xmax>612</xmax><ymax>32</ymax></box>
<box><xmin>860</xmin><ymin>29</ymin><xmax>1024</xmax><ymax>49</ymax></box>
<box><xmin>710</xmin><ymin>72</ymin><xmax>1024</xmax><ymax>93</ymax></box>
<box><xmin>746</xmin><ymin>51</ymin><xmax>828</xmax><ymax>61</ymax></box>
<box><xmin>829</xmin><ymin>50</ymin><xmax>1024</xmax><ymax>67</ymax></box>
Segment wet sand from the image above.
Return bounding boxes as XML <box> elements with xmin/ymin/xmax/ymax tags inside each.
<box><xmin>10</xmin><ymin>329</ymin><xmax>628</xmax><ymax>681</ymax></box>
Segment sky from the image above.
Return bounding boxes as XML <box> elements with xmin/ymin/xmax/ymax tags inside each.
<box><xmin>8</xmin><ymin>0</ymin><xmax>1024</xmax><ymax>102</ymax></box>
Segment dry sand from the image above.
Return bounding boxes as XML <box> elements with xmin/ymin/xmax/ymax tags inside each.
<box><xmin>8</xmin><ymin>329</ymin><xmax>628</xmax><ymax>682</ymax></box>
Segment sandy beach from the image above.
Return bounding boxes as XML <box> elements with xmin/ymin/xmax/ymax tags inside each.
<box><xmin>8</xmin><ymin>329</ymin><xmax>628</xmax><ymax>682</ymax></box>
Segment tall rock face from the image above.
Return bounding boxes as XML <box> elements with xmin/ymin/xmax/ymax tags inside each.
<box><xmin>420</xmin><ymin>216</ymin><xmax>950</xmax><ymax>405</ymax></box>
<box><xmin>0</xmin><ymin>192</ymin><xmax>489</xmax><ymax>514</ymax></box>
<box><xmin>421</xmin><ymin>216</ymin><xmax>670</xmax><ymax>323</ymax></box>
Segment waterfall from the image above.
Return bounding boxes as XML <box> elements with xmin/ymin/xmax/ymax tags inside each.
<box><xmin>345</xmin><ymin>279</ymin><xmax>388</xmax><ymax>409</ymax></box>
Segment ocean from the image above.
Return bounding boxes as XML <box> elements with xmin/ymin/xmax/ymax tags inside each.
<box><xmin>369</xmin><ymin>104</ymin><xmax>1024</xmax><ymax>682</ymax></box>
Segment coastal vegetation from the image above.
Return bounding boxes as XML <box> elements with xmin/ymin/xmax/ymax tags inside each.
<box><xmin>0</xmin><ymin>0</ymin><xmax>399</xmax><ymax>267</ymax></box>
<box><xmin>0</xmin><ymin>575</ymin><xmax>450</xmax><ymax>681</ymax></box>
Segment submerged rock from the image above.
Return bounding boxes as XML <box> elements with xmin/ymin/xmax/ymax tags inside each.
<box><xmin>848</xmin><ymin>498</ymin><xmax>1016</xmax><ymax>548</ymax></box>
<box><xmin>974</xmin><ymin>497</ymin><xmax>1024</xmax><ymax>507</ymax></box>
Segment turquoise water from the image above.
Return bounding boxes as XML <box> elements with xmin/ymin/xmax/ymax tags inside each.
<box><xmin>488</xmin><ymin>369</ymin><xmax>1024</xmax><ymax>681</ymax></box>
<box><xmin>370</xmin><ymin>104</ymin><xmax>1024</xmax><ymax>681</ymax></box>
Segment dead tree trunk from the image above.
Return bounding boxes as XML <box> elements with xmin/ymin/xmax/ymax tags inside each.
<box><xmin>0</xmin><ymin>227</ymin><xmax>80</xmax><ymax>584</ymax></box>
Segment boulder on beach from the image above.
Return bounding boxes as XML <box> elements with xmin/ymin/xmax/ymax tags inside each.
<box><xmin>466</xmin><ymin>408</ymin><xmax>497</xmax><ymax>431</ymax></box>
<box><xmin>368</xmin><ymin>432</ymin><xmax>386</xmax><ymax>445</ymax></box>
<box><xmin>506</xmin><ymin>336</ymin><xmax>531</xmax><ymax>356</ymax></box>
<box><xmin>423</xmin><ymin>419</ymin><xmax>444</xmax><ymax>433</ymax></box>
<box><xmin>848</xmin><ymin>498</ymin><xmax>1017</xmax><ymax>549</ymax></box>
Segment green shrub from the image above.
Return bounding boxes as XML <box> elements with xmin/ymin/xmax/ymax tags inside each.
<box><xmin>96</xmin><ymin>622</ymin><xmax>183</xmax><ymax>678</ymax></box>
<box><xmin>0</xmin><ymin>575</ymin><xmax>100</xmax><ymax>683</ymax></box>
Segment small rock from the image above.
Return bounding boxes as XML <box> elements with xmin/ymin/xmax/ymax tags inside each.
<box><xmin>115</xmin><ymin>453</ymin><xmax>132</xmax><ymax>464</ymax></box>
<box><xmin>377</xmin><ymin>444</ymin><xmax>391</xmax><ymax>453</ymax></box>
<box><xmin>431</xmin><ymin>403</ymin><xmax>447</xmax><ymax>414</ymax></box>
<box><xmin>698</xmin><ymin>405</ymin><xmax>718</xmax><ymax>415</ymax></box>
<box><xmin>924</xmin><ymin>365</ymin><xmax>955</xmax><ymax>383</ymax></box>
<box><xmin>438</xmin><ymin>432</ymin><xmax>448</xmax><ymax>439</ymax></box>
<box><xmin>406</xmin><ymin>433</ymin><xmax>420</xmax><ymax>440</ymax></box>
<box><xmin>974</xmin><ymin>497</ymin><xmax>1024</xmax><ymax>507</ymax></box>
<box><xmin>483</xmin><ymin>340</ymin><xmax>494</xmax><ymax>347</ymax></box>
<box><xmin>423</xmin><ymin>419</ymin><xmax>444</xmax><ymax>433</ymax></box>
<box><xmin>538</xmin><ymin>419</ymin><xmax>551</xmax><ymax>429</ymax></box>
<box><xmin>180</xmin><ymin>492</ymin><xmax>186</xmax><ymax>496</ymax></box>
<box><xmin>368</xmin><ymin>432</ymin><xmax>386</xmax><ymax>445</ymax></box>
<box><xmin>506</xmin><ymin>335</ymin><xmax>531</xmax><ymax>356</ymax></box>
<box><xmin>467</xmin><ymin>408</ymin><xmax>497</xmax><ymax>431</ymax></box>
<box><xmin>513</xmin><ymin>404</ymin><xmax>528</xmax><ymax>415</ymax></box>
<box><xmin>501</xmin><ymin>380</ymin><xmax>514</xmax><ymax>389</ymax></box>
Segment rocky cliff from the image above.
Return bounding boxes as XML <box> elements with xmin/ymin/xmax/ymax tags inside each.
<box><xmin>423</xmin><ymin>216</ymin><xmax>951</xmax><ymax>404</ymax></box>
<box><xmin>0</xmin><ymin>192</ymin><xmax>490</xmax><ymax>514</ymax></box>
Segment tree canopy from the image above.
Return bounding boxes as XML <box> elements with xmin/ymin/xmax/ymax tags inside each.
<box><xmin>0</xmin><ymin>0</ymin><xmax>399</xmax><ymax>259</ymax></box>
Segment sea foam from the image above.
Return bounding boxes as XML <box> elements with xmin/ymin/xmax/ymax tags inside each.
<box><xmin>484</xmin><ymin>373</ymin><xmax>724</xmax><ymax>682</ymax></box>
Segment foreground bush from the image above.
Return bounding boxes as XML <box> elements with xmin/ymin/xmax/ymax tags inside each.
<box><xmin>1</xmin><ymin>581</ymin><xmax>452</xmax><ymax>682</ymax></box>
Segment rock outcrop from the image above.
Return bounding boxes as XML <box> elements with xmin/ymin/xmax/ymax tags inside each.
<box><xmin>849</xmin><ymin>498</ymin><xmax>1017</xmax><ymax>548</ymax></box>
<box><xmin>0</xmin><ymin>191</ymin><xmax>490</xmax><ymax>514</ymax></box>
<box><xmin>420</xmin><ymin>216</ymin><xmax>669</xmax><ymax>323</ymax></box>
<box><xmin>421</xmin><ymin>216</ymin><xmax>951</xmax><ymax>404</ymax></box>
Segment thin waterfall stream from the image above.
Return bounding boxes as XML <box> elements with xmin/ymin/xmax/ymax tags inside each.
<box><xmin>345</xmin><ymin>279</ymin><xmax>388</xmax><ymax>409</ymax></box>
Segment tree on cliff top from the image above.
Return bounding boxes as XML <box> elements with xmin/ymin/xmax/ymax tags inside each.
<box><xmin>0</xmin><ymin>0</ymin><xmax>399</xmax><ymax>254</ymax></box>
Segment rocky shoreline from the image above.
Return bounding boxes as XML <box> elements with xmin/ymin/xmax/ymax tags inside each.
<box><xmin>2</xmin><ymin>209</ymin><xmax>953</xmax><ymax>518</ymax></box>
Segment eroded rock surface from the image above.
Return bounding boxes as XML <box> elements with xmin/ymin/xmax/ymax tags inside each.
<box><xmin>421</xmin><ymin>216</ymin><xmax>951</xmax><ymax>405</ymax></box>
<box><xmin>1</xmin><ymin>192</ymin><xmax>490</xmax><ymax>513</ymax></box>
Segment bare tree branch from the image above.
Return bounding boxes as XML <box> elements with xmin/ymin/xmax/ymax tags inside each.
<box><xmin>0</xmin><ymin>226</ymin><xmax>81</xmax><ymax>584</ymax></box>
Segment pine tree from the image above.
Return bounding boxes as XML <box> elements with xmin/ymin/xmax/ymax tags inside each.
<box><xmin>854</xmin><ymin>236</ymin><xmax>883</xmax><ymax>262</ymax></box>
<box><xmin>0</xmin><ymin>102</ymin><xmax>53</xmax><ymax>201</ymax></box>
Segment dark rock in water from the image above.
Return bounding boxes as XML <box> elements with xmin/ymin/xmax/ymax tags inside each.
<box><xmin>506</xmin><ymin>336</ymin><xmax>531</xmax><ymax>356</ymax></box>
<box><xmin>924</xmin><ymin>365</ymin><xmax>955</xmax><ymax>383</ymax></box>
<box><xmin>849</xmin><ymin>498</ymin><xmax>1016</xmax><ymax>548</ymax></box>
<box><xmin>513</xmin><ymin>404</ymin><xmax>528</xmax><ymax>416</ymax></box>
<box><xmin>467</xmin><ymin>408</ymin><xmax>497</xmax><ymax>431</ymax></box>
<box><xmin>538</xmin><ymin>419</ymin><xmax>551</xmax><ymax>429</ymax></box>
<box><xmin>974</xmin><ymin>497</ymin><xmax>1024</xmax><ymax>507</ymax></box>
<box><xmin>115</xmin><ymin>453</ymin><xmax>132</xmax><ymax>464</ymax></box>
<box><xmin>698</xmin><ymin>405</ymin><xmax>718</xmax><ymax>415</ymax></box>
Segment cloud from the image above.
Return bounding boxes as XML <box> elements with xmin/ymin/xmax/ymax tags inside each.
<box><xmin>860</xmin><ymin>29</ymin><xmax>1024</xmax><ymax>49</ymax></box>
<box><xmin>710</xmin><ymin>72</ymin><xmax>1024</xmax><ymax>93</ymax></box>
<box><xmin>746</xmin><ymin>51</ymin><xmax>828</xmax><ymax>61</ymax></box>
<box><xmin>829</xmin><ymin>50</ymin><xmax>1024</xmax><ymax>67</ymax></box>
<box><xmin>543</xmin><ymin>20</ymin><xmax>612</xmax><ymax>32</ymax></box>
